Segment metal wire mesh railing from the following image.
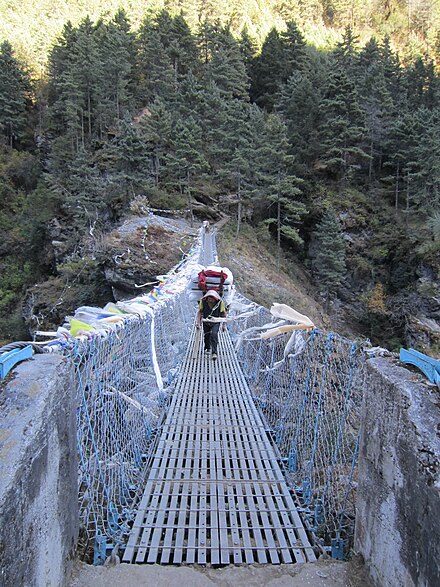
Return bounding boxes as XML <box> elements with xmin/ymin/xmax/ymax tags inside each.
<box><xmin>58</xmin><ymin>222</ymin><xmax>207</xmax><ymax>564</ymax></box>
<box><xmin>71</xmin><ymin>293</ymin><xmax>196</xmax><ymax>563</ymax></box>
<box><xmin>227</xmin><ymin>293</ymin><xmax>366</xmax><ymax>558</ymax></box>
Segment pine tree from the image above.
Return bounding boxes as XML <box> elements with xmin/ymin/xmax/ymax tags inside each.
<box><xmin>255</xmin><ymin>113</ymin><xmax>306</xmax><ymax>264</ymax></box>
<box><xmin>405</xmin><ymin>108</ymin><xmax>440</xmax><ymax>213</ymax></box>
<box><xmin>169</xmin><ymin>13</ymin><xmax>199</xmax><ymax>79</ymax></box>
<box><xmin>47</xmin><ymin>17</ymin><xmax>102</xmax><ymax>149</ymax></box>
<box><xmin>403</xmin><ymin>57</ymin><xmax>437</xmax><ymax>110</ymax></box>
<box><xmin>358</xmin><ymin>38</ymin><xmax>395</xmax><ymax>179</ymax></box>
<box><xmin>363</xmin><ymin>70</ymin><xmax>394</xmax><ymax>180</ymax></box>
<box><xmin>277</xmin><ymin>70</ymin><xmax>321</xmax><ymax>170</ymax></box>
<box><xmin>47</xmin><ymin>22</ymin><xmax>78</xmax><ymax>136</ymax></box>
<box><xmin>384</xmin><ymin>107</ymin><xmax>440</xmax><ymax>217</ymax></box>
<box><xmin>70</xmin><ymin>17</ymin><xmax>102</xmax><ymax>143</ymax></box>
<box><xmin>218</xmin><ymin>101</ymin><xmax>258</xmax><ymax>236</ymax></box>
<box><xmin>205</xmin><ymin>26</ymin><xmax>249</xmax><ymax>100</ymax></box>
<box><xmin>380</xmin><ymin>35</ymin><xmax>402</xmax><ymax>105</ymax></box>
<box><xmin>136</xmin><ymin>18</ymin><xmax>176</xmax><ymax>105</ymax></box>
<box><xmin>110</xmin><ymin>115</ymin><xmax>150</xmax><ymax>193</ymax></box>
<box><xmin>317</xmin><ymin>67</ymin><xmax>368</xmax><ymax>179</ymax></box>
<box><xmin>384</xmin><ymin>114</ymin><xmax>415</xmax><ymax>213</ymax></box>
<box><xmin>154</xmin><ymin>9</ymin><xmax>175</xmax><ymax>46</ymax></box>
<box><xmin>311</xmin><ymin>208</ymin><xmax>346</xmax><ymax>300</ymax></box>
<box><xmin>333</xmin><ymin>26</ymin><xmax>360</xmax><ymax>81</ymax></box>
<box><xmin>176</xmin><ymin>70</ymin><xmax>207</xmax><ymax>120</ymax></box>
<box><xmin>0</xmin><ymin>41</ymin><xmax>32</xmax><ymax>147</ymax></box>
<box><xmin>279</xmin><ymin>20</ymin><xmax>307</xmax><ymax>82</ymax></box>
<box><xmin>199</xmin><ymin>82</ymin><xmax>231</xmax><ymax>173</ymax></box>
<box><xmin>94</xmin><ymin>9</ymin><xmax>136</xmax><ymax>131</ymax></box>
<box><xmin>250</xmin><ymin>28</ymin><xmax>285</xmax><ymax>111</ymax></box>
<box><xmin>166</xmin><ymin>117</ymin><xmax>209</xmax><ymax>223</ymax></box>
<box><xmin>138</xmin><ymin>97</ymin><xmax>173</xmax><ymax>187</ymax></box>
<box><xmin>49</xmin><ymin>146</ymin><xmax>106</xmax><ymax>230</ymax></box>
<box><xmin>197</xmin><ymin>19</ymin><xmax>222</xmax><ymax>64</ymax></box>
<box><xmin>239</xmin><ymin>27</ymin><xmax>258</xmax><ymax>80</ymax></box>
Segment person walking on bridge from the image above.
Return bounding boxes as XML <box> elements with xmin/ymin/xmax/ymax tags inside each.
<box><xmin>196</xmin><ymin>290</ymin><xmax>226</xmax><ymax>360</ymax></box>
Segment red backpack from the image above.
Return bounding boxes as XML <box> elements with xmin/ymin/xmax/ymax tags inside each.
<box><xmin>197</xmin><ymin>268</ymin><xmax>226</xmax><ymax>295</ymax></box>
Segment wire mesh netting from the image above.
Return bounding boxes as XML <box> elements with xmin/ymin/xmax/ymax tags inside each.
<box><xmin>70</xmin><ymin>293</ymin><xmax>196</xmax><ymax>562</ymax></box>
<box><xmin>227</xmin><ymin>293</ymin><xmax>366</xmax><ymax>556</ymax></box>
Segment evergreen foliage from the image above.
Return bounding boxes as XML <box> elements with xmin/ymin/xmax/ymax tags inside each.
<box><xmin>255</xmin><ymin>113</ymin><xmax>306</xmax><ymax>260</ymax></box>
<box><xmin>311</xmin><ymin>208</ymin><xmax>346</xmax><ymax>299</ymax></box>
<box><xmin>1</xmin><ymin>3</ymin><xmax>440</xmax><ymax>347</ymax></box>
<box><xmin>0</xmin><ymin>41</ymin><xmax>32</xmax><ymax>147</ymax></box>
<box><xmin>317</xmin><ymin>67</ymin><xmax>369</xmax><ymax>178</ymax></box>
<box><xmin>2</xmin><ymin>0</ymin><xmax>439</xmax><ymax>72</ymax></box>
<box><xmin>250</xmin><ymin>28</ymin><xmax>284</xmax><ymax>110</ymax></box>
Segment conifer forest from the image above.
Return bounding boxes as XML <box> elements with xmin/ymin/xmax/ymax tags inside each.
<box><xmin>1</xmin><ymin>0</ymin><xmax>440</xmax><ymax>352</ymax></box>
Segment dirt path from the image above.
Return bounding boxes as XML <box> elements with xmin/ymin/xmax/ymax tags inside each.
<box><xmin>69</xmin><ymin>557</ymin><xmax>373</xmax><ymax>587</ymax></box>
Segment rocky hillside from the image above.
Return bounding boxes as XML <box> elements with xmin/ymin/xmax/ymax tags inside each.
<box><xmin>4</xmin><ymin>204</ymin><xmax>440</xmax><ymax>359</ymax></box>
<box><xmin>21</xmin><ymin>214</ymin><xmax>198</xmax><ymax>338</ymax></box>
<box><xmin>173</xmin><ymin>216</ymin><xmax>440</xmax><ymax>354</ymax></box>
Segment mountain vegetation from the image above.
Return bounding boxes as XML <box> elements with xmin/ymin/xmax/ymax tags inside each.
<box><xmin>1</xmin><ymin>1</ymin><xmax>440</xmax><ymax>353</ymax></box>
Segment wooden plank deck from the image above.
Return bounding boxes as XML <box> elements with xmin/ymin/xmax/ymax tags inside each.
<box><xmin>123</xmin><ymin>328</ymin><xmax>316</xmax><ymax>565</ymax></box>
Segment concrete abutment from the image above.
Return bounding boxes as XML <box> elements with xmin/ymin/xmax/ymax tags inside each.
<box><xmin>0</xmin><ymin>354</ymin><xmax>77</xmax><ymax>587</ymax></box>
<box><xmin>355</xmin><ymin>357</ymin><xmax>440</xmax><ymax>587</ymax></box>
<box><xmin>0</xmin><ymin>353</ymin><xmax>439</xmax><ymax>586</ymax></box>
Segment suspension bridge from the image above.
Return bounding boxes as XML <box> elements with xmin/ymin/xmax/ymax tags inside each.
<box><xmin>4</xmin><ymin>220</ymin><xmax>365</xmax><ymax>567</ymax></box>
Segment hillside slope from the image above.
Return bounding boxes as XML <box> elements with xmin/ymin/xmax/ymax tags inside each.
<box><xmin>217</xmin><ymin>221</ymin><xmax>361</xmax><ymax>340</ymax></box>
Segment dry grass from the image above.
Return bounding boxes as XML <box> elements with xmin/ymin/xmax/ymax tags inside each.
<box><xmin>217</xmin><ymin>222</ymin><xmax>332</xmax><ymax>330</ymax></box>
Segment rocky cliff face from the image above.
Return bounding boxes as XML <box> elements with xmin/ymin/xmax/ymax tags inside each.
<box><xmin>101</xmin><ymin>216</ymin><xmax>196</xmax><ymax>300</ymax></box>
<box><xmin>22</xmin><ymin>214</ymin><xmax>196</xmax><ymax>335</ymax></box>
<box><xmin>355</xmin><ymin>356</ymin><xmax>440</xmax><ymax>587</ymax></box>
<box><xmin>403</xmin><ymin>266</ymin><xmax>440</xmax><ymax>355</ymax></box>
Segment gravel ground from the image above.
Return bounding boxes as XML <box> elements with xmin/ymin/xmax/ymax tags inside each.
<box><xmin>69</xmin><ymin>557</ymin><xmax>373</xmax><ymax>587</ymax></box>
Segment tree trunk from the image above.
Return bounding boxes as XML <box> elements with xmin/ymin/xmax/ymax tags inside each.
<box><xmin>395</xmin><ymin>161</ymin><xmax>400</xmax><ymax>214</ymax></box>
<box><xmin>343</xmin><ymin>136</ymin><xmax>348</xmax><ymax>177</ymax></box>
<box><xmin>80</xmin><ymin>108</ymin><xmax>85</xmax><ymax>148</ymax></box>
<box><xmin>277</xmin><ymin>195</ymin><xmax>281</xmax><ymax>271</ymax></box>
<box><xmin>87</xmin><ymin>87</ymin><xmax>92</xmax><ymax>138</ymax></box>
<box><xmin>236</xmin><ymin>174</ymin><xmax>242</xmax><ymax>238</ymax></box>
<box><xmin>368</xmin><ymin>138</ymin><xmax>374</xmax><ymax>181</ymax></box>
<box><xmin>154</xmin><ymin>150</ymin><xmax>160</xmax><ymax>186</ymax></box>
<box><xmin>116</xmin><ymin>73</ymin><xmax>120</xmax><ymax>119</ymax></box>
<box><xmin>187</xmin><ymin>169</ymin><xmax>194</xmax><ymax>227</ymax></box>
<box><xmin>405</xmin><ymin>168</ymin><xmax>410</xmax><ymax>226</ymax></box>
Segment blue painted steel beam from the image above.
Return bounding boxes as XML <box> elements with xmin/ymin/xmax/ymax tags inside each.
<box><xmin>0</xmin><ymin>346</ymin><xmax>33</xmax><ymax>380</ymax></box>
<box><xmin>399</xmin><ymin>348</ymin><xmax>440</xmax><ymax>385</ymax></box>
<box><xmin>331</xmin><ymin>536</ymin><xmax>345</xmax><ymax>560</ymax></box>
<box><xmin>93</xmin><ymin>530</ymin><xmax>107</xmax><ymax>565</ymax></box>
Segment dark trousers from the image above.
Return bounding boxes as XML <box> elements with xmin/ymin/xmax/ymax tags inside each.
<box><xmin>203</xmin><ymin>322</ymin><xmax>220</xmax><ymax>353</ymax></box>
